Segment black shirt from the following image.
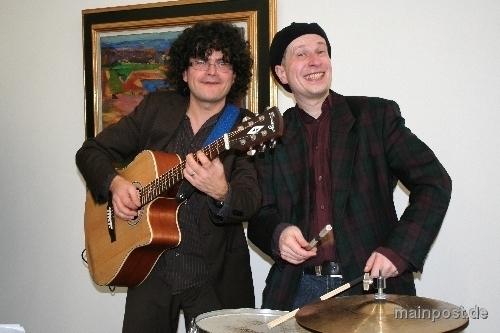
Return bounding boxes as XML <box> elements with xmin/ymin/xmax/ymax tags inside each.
<box><xmin>156</xmin><ymin>113</ymin><xmax>220</xmax><ymax>293</ymax></box>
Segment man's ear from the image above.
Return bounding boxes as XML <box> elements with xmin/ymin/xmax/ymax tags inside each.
<box><xmin>274</xmin><ymin>64</ymin><xmax>288</xmax><ymax>85</ymax></box>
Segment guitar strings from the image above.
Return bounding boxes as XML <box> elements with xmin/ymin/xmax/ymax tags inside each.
<box><xmin>139</xmin><ymin>130</ymin><xmax>243</xmax><ymax>206</ymax></box>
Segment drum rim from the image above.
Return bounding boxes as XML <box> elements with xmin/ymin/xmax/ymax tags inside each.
<box><xmin>195</xmin><ymin>308</ymin><xmax>287</xmax><ymax>322</ymax></box>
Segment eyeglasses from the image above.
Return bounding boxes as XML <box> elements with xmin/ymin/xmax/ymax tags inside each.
<box><xmin>189</xmin><ymin>59</ymin><xmax>233</xmax><ymax>73</ymax></box>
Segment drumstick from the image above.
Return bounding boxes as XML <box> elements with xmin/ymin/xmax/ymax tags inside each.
<box><xmin>266</xmin><ymin>274</ymin><xmax>367</xmax><ymax>329</ymax></box>
<box><xmin>304</xmin><ymin>224</ymin><xmax>332</xmax><ymax>250</ymax></box>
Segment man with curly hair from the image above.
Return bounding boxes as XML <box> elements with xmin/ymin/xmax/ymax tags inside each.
<box><xmin>76</xmin><ymin>22</ymin><xmax>260</xmax><ymax>332</ymax></box>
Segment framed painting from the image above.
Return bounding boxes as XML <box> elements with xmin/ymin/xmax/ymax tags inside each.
<box><xmin>82</xmin><ymin>0</ymin><xmax>277</xmax><ymax>138</ymax></box>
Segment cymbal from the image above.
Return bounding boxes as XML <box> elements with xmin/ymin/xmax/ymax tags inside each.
<box><xmin>295</xmin><ymin>294</ymin><xmax>469</xmax><ymax>333</ymax></box>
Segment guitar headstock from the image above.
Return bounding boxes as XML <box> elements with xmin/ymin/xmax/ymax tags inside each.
<box><xmin>228</xmin><ymin>106</ymin><xmax>283</xmax><ymax>154</ymax></box>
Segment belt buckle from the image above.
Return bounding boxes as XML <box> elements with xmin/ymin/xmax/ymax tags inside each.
<box><xmin>325</xmin><ymin>261</ymin><xmax>341</xmax><ymax>277</ymax></box>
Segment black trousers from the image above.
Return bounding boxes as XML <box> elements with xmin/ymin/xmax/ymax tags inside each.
<box><xmin>122</xmin><ymin>272</ymin><xmax>221</xmax><ymax>333</ymax></box>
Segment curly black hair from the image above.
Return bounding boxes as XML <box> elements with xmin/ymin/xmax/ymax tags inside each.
<box><xmin>166</xmin><ymin>22</ymin><xmax>253</xmax><ymax>103</ymax></box>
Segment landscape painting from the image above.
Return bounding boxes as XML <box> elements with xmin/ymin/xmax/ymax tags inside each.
<box><xmin>98</xmin><ymin>28</ymin><xmax>183</xmax><ymax>128</ymax></box>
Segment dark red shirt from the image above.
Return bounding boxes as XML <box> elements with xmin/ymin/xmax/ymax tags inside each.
<box><xmin>298</xmin><ymin>94</ymin><xmax>336</xmax><ymax>265</ymax></box>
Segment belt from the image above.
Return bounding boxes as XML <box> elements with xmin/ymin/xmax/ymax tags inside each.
<box><xmin>303</xmin><ymin>261</ymin><xmax>342</xmax><ymax>277</ymax></box>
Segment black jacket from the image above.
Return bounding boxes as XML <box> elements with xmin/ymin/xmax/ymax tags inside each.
<box><xmin>76</xmin><ymin>91</ymin><xmax>260</xmax><ymax>308</ymax></box>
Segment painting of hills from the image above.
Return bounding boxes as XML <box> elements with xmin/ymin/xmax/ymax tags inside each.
<box><xmin>99</xmin><ymin>29</ymin><xmax>183</xmax><ymax>128</ymax></box>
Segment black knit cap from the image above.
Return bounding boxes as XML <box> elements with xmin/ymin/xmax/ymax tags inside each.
<box><xmin>269</xmin><ymin>22</ymin><xmax>331</xmax><ymax>92</ymax></box>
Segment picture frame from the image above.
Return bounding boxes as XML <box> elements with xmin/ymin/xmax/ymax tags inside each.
<box><xmin>82</xmin><ymin>0</ymin><xmax>277</xmax><ymax>138</ymax></box>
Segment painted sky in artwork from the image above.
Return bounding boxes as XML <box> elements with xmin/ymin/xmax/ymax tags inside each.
<box><xmin>101</xmin><ymin>30</ymin><xmax>182</xmax><ymax>52</ymax></box>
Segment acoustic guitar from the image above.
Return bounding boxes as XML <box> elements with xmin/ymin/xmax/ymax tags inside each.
<box><xmin>83</xmin><ymin>107</ymin><xmax>283</xmax><ymax>287</ymax></box>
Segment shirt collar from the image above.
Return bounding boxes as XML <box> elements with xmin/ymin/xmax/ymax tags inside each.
<box><xmin>297</xmin><ymin>91</ymin><xmax>335</xmax><ymax>123</ymax></box>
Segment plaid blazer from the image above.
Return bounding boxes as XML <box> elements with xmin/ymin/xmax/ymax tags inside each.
<box><xmin>248</xmin><ymin>91</ymin><xmax>451</xmax><ymax>310</ymax></box>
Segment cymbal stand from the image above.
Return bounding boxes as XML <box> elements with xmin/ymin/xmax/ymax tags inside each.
<box><xmin>267</xmin><ymin>273</ymin><xmax>374</xmax><ymax>329</ymax></box>
<box><xmin>373</xmin><ymin>273</ymin><xmax>387</xmax><ymax>300</ymax></box>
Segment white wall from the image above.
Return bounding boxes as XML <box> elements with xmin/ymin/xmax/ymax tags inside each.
<box><xmin>0</xmin><ymin>0</ymin><xmax>498</xmax><ymax>332</ymax></box>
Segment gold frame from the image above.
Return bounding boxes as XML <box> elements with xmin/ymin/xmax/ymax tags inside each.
<box><xmin>82</xmin><ymin>0</ymin><xmax>277</xmax><ymax>137</ymax></box>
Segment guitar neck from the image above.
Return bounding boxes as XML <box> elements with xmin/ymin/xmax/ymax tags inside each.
<box><xmin>137</xmin><ymin>106</ymin><xmax>283</xmax><ymax>206</ymax></box>
<box><xmin>139</xmin><ymin>136</ymin><xmax>227</xmax><ymax>206</ymax></box>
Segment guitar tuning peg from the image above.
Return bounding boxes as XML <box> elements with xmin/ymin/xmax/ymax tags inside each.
<box><xmin>258</xmin><ymin>143</ymin><xmax>267</xmax><ymax>152</ymax></box>
<box><xmin>242</xmin><ymin>116</ymin><xmax>251</xmax><ymax>122</ymax></box>
<box><xmin>247</xmin><ymin>148</ymin><xmax>256</xmax><ymax>156</ymax></box>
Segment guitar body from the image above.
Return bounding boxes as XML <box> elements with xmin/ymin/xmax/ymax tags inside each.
<box><xmin>84</xmin><ymin>150</ymin><xmax>182</xmax><ymax>287</ymax></box>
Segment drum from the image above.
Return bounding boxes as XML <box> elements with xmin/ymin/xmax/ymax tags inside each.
<box><xmin>193</xmin><ymin>308</ymin><xmax>312</xmax><ymax>333</ymax></box>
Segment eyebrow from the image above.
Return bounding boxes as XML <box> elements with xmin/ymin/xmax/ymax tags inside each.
<box><xmin>292</xmin><ymin>41</ymin><xmax>327</xmax><ymax>51</ymax></box>
<box><xmin>285</xmin><ymin>41</ymin><xmax>327</xmax><ymax>60</ymax></box>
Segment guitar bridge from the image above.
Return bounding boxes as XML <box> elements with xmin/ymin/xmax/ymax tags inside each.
<box><xmin>106</xmin><ymin>202</ymin><xmax>116</xmax><ymax>242</ymax></box>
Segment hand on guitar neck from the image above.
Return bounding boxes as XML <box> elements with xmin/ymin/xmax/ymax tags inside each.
<box><xmin>183</xmin><ymin>151</ymin><xmax>229</xmax><ymax>202</ymax></box>
<box><xmin>109</xmin><ymin>175</ymin><xmax>141</xmax><ymax>220</ymax></box>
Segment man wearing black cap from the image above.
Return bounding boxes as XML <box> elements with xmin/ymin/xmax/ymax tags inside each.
<box><xmin>248</xmin><ymin>22</ymin><xmax>452</xmax><ymax>310</ymax></box>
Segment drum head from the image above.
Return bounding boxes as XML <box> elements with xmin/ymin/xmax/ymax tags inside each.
<box><xmin>195</xmin><ymin>308</ymin><xmax>311</xmax><ymax>333</ymax></box>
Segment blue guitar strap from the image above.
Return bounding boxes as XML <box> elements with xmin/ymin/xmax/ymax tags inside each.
<box><xmin>176</xmin><ymin>103</ymin><xmax>240</xmax><ymax>202</ymax></box>
<box><xmin>203</xmin><ymin>103</ymin><xmax>240</xmax><ymax>146</ymax></box>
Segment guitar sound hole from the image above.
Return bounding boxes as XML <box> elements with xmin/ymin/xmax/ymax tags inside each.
<box><xmin>127</xmin><ymin>208</ymin><xmax>143</xmax><ymax>226</ymax></box>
